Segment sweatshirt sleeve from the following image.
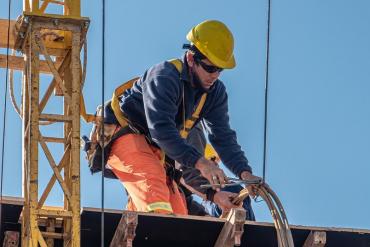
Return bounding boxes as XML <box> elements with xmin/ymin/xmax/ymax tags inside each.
<box><xmin>142</xmin><ymin>67</ymin><xmax>202</xmax><ymax>167</ymax></box>
<box><xmin>203</xmin><ymin>83</ymin><xmax>252</xmax><ymax>177</ymax></box>
<box><xmin>181</xmin><ymin>123</ymin><xmax>217</xmax><ymax>198</ymax></box>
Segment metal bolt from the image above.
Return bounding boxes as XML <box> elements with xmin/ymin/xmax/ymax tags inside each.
<box><xmin>24</xmin><ymin>17</ymin><xmax>29</xmax><ymax>23</ymax></box>
<box><xmin>19</xmin><ymin>32</ymin><xmax>25</xmax><ymax>39</ymax></box>
<box><xmin>84</xmin><ymin>21</ymin><xmax>89</xmax><ymax>28</ymax></box>
<box><xmin>53</xmin><ymin>19</ymin><xmax>59</xmax><ymax>26</ymax></box>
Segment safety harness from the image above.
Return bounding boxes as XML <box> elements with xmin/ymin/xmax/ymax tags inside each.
<box><xmin>82</xmin><ymin>59</ymin><xmax>208</xmax><ymax>179</ymax></box>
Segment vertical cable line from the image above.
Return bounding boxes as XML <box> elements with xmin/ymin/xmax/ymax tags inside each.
<box><xmin>101</xmin><ymin>0</ymin><xmax>106</xmax><ymax>245</ymax></box>
<box><xmin>262</xmin><ymin>0</ymin><xmax>272</xmax><ymax>182</ymax></box>
<box><xmin>0</xmin><ymin>0</ymin><xmax>11</xmax><ymax>241</ymax></box>
<box><xmin>0</xmin><ymin>0</ymin><xmax>12</xmax><ymax>237</ymax></box>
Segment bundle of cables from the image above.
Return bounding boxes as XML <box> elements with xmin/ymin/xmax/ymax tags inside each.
<box><xmin>224</xmin><ymin>182</ymin><xmax>295</xmax><ymax>247</ymax></box>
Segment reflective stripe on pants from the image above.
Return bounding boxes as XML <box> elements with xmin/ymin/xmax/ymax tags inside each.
<box><xmin>107</xmin><ymin>133</ymin><xmax>188</xmax><ymax>215</ymax></box>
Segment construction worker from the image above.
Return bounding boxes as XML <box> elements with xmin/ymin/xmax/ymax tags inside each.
<box><xmin>105</xmin><ymin>20</ymin><xmax>261</xmax><ymax>215</ymax></box>
<box><xmin>180</xmin><ymin>122</ymin><xmax>255</xmax><ymax>220</ymax></box>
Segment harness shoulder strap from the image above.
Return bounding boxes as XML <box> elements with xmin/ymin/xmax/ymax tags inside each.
<box><xmin>111</xmin><ymin>59</ymin><xmax>183</xmax><ymax>127</ymax></box>
<box><xmin>168</xmin><ymin>58</ymin><xmax>183</xmax><ymax>73</ymax></box>
<box><xmin>180</xmin><ymin>93</ymin><xmax>207</xmax><ymax>139</ymax></box>
<box><xmin>111</xmin><ymin>77</ymin><xmax>139</xmax><ymax>127</ymax></box>
<box><xmin>167</xmin><ymin>59</ymin><xmax>208</xmax><ymax>139</ymax></box>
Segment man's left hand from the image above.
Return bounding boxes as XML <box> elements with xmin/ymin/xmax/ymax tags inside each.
<box><xmin>240</xmin><ymin>171</ymin><xmax>262</xmax><ymax>198</ymax></box>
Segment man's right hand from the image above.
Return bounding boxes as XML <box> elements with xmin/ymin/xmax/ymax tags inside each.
<box><xmin>195</xmin><ymin>157</ymin><xmax>228</xmax><ymax>191</ymax></box>
<box><xmin>213</xmin><ymin>191</ymin><xmax>241</xmax><ymax>212</ymax></box>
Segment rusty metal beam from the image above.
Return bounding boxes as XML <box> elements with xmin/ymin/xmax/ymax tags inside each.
<box><xmin>0</xmin><ymin>19</ymin><xmax>17</xmax><ymax>49</ymax></box>
<box><xmin>14</xmin><ymin>13</ymin><xmax>88</xmax><ymax>247</ymax></box>
<box><xmin>3</xmin><ymin>231</ymin><xmax>20</xmax><ymax>247</ymax></box>
<box><xmin>38</xmin><ymin>143</ymin><xmax>70</xmax><ymax>208</ymax></box>
<box><xmin>39</xmin><ymin>114</ymin><xmax>72</xmax><ymax>122</ymax></box>
<box><xmin>303</xmin><ymin>231</ymin><xmax>326</xmax><ymax>247</ymax></box>
<box><xmin>0</xmin><ymin>54</ymin><xmax>57</xmax><ymax>74</ymax></box>
<box><xmin>110</xmin><ymin>211</ymin><xmax>138</xmax><ymax>247</ymax></box>
<box><xmin>214</xmin><ymin>208</ymin><xmax>246</xmax><ymax>247</ymax></box>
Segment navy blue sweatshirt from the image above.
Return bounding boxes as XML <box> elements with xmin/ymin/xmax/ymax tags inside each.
<box><xmin>119</xmin><ymin>55</ymin><xmax>252</xmax><ymax>177</ymax></box>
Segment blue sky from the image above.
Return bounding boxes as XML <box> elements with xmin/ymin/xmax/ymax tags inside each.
<box><xmin>1</xmin><ymin>0</ymin><xmax>370</xmax><ymax>230</ymax></box>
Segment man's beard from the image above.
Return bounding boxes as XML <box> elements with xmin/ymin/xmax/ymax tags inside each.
<box><xmin>190</xmin><ymin>69</ymin><xmax>210</xmax><ymax>93</ymax></box>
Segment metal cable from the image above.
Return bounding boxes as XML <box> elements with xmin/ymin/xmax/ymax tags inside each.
<box><xmin>10</xmin><ymin>64</ymin><xmax>55</xmax><ymax>126</ymax></box>
<box><xmin>10</xmin><ymin>32</ymin><xmax>87</xmax><ymax>123</ymax></box>
<box><xmin>1</xmin><ymin>0</ymin><xmax>12</xmax><ymax>238</ymax></box>
<box><xmin>82</xmin><ymin>37</ymin><xmax>88</xmax><ymax>88</ymax></box>
<box><xmin>101</xmin><ymin>0</ymin><xmax>106</xmax><ymax>245</ymax></box>
<box><xmin>262</xmin><ymin>0</ymin><xmax>272</xmax><ymax>182</ymax></box>
<box><xmin>263</xmin><ymin>184</ymin><xmax>294</xmax><ymax>246</ymax></box>
<box><xmin>259</xmin><ymin>187</ymin><xmax>287</xmax><ymax>247</ymax></box>
<box><xmin>227</xmin><ymin>184</ymin><xmax>294</xmax><ymax>247</ymax></box>
<box><xmin>9</xmin><ymin>49</ymin><xmax>22</xmax><ymax>117</ymax></box>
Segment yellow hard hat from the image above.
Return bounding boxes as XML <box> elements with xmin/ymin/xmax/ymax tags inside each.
<box><xmin>186</xmin><ymin>20</ymin><xmax>236</xmax><ymax>69</ymax></box>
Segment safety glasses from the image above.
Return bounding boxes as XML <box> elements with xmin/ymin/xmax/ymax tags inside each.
<box><xmin>195</xmin><ymin>58</ymin><xmax>223</xmax><ymax>73</ymax></box>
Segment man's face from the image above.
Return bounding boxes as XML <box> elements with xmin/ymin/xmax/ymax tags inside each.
<box><xmin>187</xmin><ymin>53</ymin><xmax>222</xmax><ymax>90</ymax></box>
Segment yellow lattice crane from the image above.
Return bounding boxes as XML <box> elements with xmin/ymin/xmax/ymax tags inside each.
<box><xmin>0</xmin><ymin>1</ymin><xmax>89</xmax><ymax>246</ymax></box>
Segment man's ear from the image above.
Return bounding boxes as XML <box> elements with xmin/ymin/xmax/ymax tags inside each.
<box><xmin>186</xmin><ymin>51</ymin><xmax>195</xmax><ymax>68</ymax></box>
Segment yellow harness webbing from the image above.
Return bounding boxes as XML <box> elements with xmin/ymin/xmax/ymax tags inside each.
<box><xmin>168</xmin><ymin>58</ymin><xmax>183</xmax><ymax>73</ymax></box>
<box><xmin>111</xmin><ymin>77</ymin><xmax>139</xmax><ymax>127</ymax></box>
<box><xmin>168</xmin><ymin>58</ymin><xmax>208</xmax><ymax>138</ymax></box>
<box><xmin>179</xmin><ymin>93</ymin><xmax>207</xmax><ymax>138</ymax></box>
<box><xmin>81</xmin><ymin>58</ymin><xmax>207</xmax><ymax>138</ymax></box>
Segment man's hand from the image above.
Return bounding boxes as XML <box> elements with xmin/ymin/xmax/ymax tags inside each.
<box><xmin>195</xmin><ymin>157</ymin><xmax>228</xmax><ymax>191</ymax></box>
<box><xmin>240</xmin><ymin>171</ymin><xmax>262</xmax><ymax>198</ymax></box>
<box><xmin>213</xmin><ymin>191</ymin><xmax>241</xmax><ymax>212</ymax></box>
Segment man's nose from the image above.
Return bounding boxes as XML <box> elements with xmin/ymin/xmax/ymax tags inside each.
<box><xmin>210</xmin><ymin>71</ymin><xmax>220</xmax><ymax>80</ymax></box>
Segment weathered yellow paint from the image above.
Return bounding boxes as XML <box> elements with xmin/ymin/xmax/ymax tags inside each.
<box><xmin>23</xmin><ymin>0</ymin><xmax>31</xmax><ymax>12</ymax></box>
<box><xmin>15</xmin><ymin>13</ymin><xmax>87</xmax><ymax>246</ymax></box>
<box><xmin>70</xmin><ymin>30</ymin><xmax>81</xmax><ymax>247</ymax></box>
<box><xmin>29</xmin><ymin>28</ymin><xmax>40</xmax><ymax>247</ymax></box>
<box><xmin>24</xmin><ymin>0</ymin><xmax>81</xmax><ymax>17</ymax></box>
<box><xmin>65</xmin><ymin>0</ymin><xmax>81</xmax><ymax>17</ymax></box>
<box><xmin>0</xmin><ymin>19</ymin><xmax>16</xmax><ymax>49</ymax></box>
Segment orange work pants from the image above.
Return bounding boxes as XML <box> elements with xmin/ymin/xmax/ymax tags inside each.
<box><xmin>107</xmin><ymin>133</ymin><xmax>188</xmax><ymax>215</ymax></box>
